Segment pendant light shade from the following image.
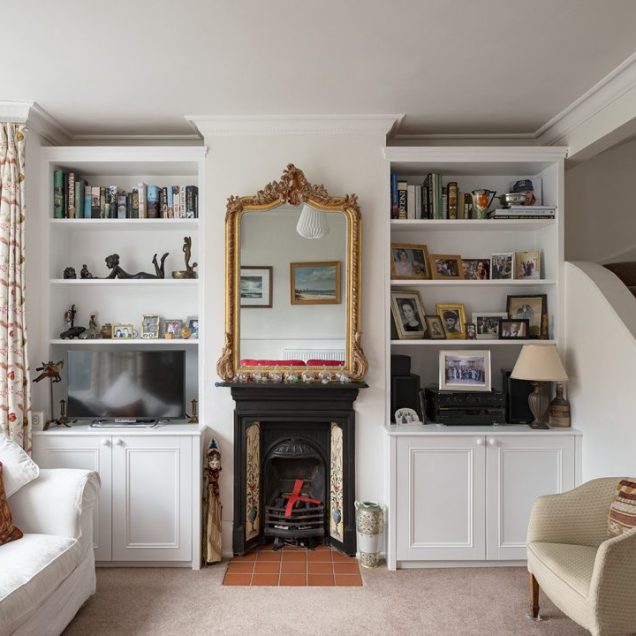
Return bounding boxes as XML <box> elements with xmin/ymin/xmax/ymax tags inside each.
<box><xmin>296</xmin><ymin>203</ymin><xmax>330</xmax><ymax>239</ymax></box>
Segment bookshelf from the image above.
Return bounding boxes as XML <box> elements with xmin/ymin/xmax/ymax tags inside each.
<box><xmin>384</xmin><ymin>146</ymin><xmax>567</xmax><ymax>424</ymax></box>
<box><xmin>39</xmin><ymin>146</ymin><xmax>206</xmax><ymax>420</ymax></box>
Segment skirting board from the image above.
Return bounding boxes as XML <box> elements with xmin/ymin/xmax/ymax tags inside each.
<box><xmin>396</xmin><ymin>560</ymin><xmax>526</xmax><ymax>569</ymax></box>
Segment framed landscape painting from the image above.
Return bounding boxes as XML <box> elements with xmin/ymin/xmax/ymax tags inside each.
<box><xmin>290</xmin><ymin>261</ymin><xmax>341</xmax><ymax>305</ymax></box>
<box><xmin>240</xmin><ymin>266</ymin><xmax>273</xmax><ymax>308</ymax></box>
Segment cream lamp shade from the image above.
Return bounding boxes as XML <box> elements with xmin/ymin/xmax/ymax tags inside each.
<box><xmin>511</xmin><ymin>344</ymin><xmax>568</xmax><ymax>382</ymax></box>
<box><xmin>296</xmin><ymin>203</ymin><xmax>330</xmax><ymax>239</ymax></box>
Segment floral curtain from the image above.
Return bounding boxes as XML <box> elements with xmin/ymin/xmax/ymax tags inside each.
<box><xmin>0</xmin><ymin>124</ymin><xmax>31</xmax><ymax>451</ymax></box>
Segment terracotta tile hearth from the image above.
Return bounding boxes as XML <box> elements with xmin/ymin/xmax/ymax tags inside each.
<box><xmin>222</xmin><ymin>544</ymin><xmax>363</xmax><ymax>587</ymax></box>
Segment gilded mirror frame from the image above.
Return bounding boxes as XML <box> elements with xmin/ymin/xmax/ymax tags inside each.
<box><xmin>216</xmin><ymin>164</ymin><xmax>367</xmax><ymax>381</ymax></box>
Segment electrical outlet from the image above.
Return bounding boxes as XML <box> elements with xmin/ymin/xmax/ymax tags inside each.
<box><xmin>32</xmin><ymin>411</ymin><xmax>45</xmax><ymax>431</ymax></box>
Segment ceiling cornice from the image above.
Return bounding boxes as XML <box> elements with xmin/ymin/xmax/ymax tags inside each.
<box><xmin>0</xmin><ymin>101</ymin><xmax>71</xmax><ymax>145</ymax></box>
<box><xmin>185</xmin><ymin>114</ymin><xmax>404</xmax><ymax>137</ymax></box>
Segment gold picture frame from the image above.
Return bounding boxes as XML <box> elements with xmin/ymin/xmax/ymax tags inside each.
<box><xmin>436</xmin><ymin>303</ymin><xmax>467</xmax><ymax>339</ymax></box>
<box><xmin>390</xmin><ymin>243</ymin><xmax>431</xmax><ymax>280</ymax></box>
<box><xmin>430</xmin><ymin>254</ymin><xmax>463</xmax><ymax>280</ymax></box>
<box><xmin>290</xmin><ymin>261</ymin><xmax>341</xmax><ymax>305</ymax></box>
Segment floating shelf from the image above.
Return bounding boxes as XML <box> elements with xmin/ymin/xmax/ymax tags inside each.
<box><xmin>390</xmin><ymin>339</ymin><xmax>556</xmax><ymax>346</ymax></box>
<box><xmin>50</xmin><ymin>218</ymin><xmax>199</xmax><ymax>230</ymax></box>
<box><xmin>50</xmin><ymin>278</ymin><xmax>198</xmax><ymax>286</ymax></box>
<box><xmin>390</xmin><ymin>279</ymin><xmax>556</xmax><ymax>287</ymax></box>
<box><xmin>50</xmin><ymin>338</ymin><xmax>198</xmax><ymax>346</ymax></box>
<box><xmin>390</xmin><ymin>219</ymin><xmax>555</xmax><ymax>232</ymax></box>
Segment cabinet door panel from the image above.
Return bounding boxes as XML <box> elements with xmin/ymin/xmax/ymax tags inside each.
<box><xmin>32</xmin><ymin>435</ymin><xmax>112</xmax><ymax>561</ymax></box>
<box><xmin>397</xmin><ymin>436</ymin><xmax>486</xmax><ymax>561</ymax></box>
<box><xmin>112</xmin><ymin>436</ymin><xmax>191</xmax><ymax>561</ymax></box>
<box><xmin>486</xmin><ymin>435</ymin><xmax>575</xmax><ymax>560</ymax></box>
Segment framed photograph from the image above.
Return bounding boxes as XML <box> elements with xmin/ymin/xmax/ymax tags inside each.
<box><xmin>510</xmin><ymin>177</ymin><xmax>542</xmax><ymax>206</ymax></box>
<box><xmin>162</xmin><ymin>319</ymin><xmax>183</xmax><ymax>338</ymax></box>
<box><xmin>425</xmin><ymin>315</ymin><xmax>446</xmax><ymax>340</ymax></box>
<box><xmin>472</xmin><ymin>312</ymin><xmax>508</xmax><ymax>339</ymax></box>
<box><xmin>436</xmin><ymin>303</ymin><xmax>467</xmax><ymax>339</ymax></box>
<box><xmin>112</xmin><ymin>323</ymin><xmax>135</xmax><ymax>339</ymax></box>
<box><xmin>430</xmin><ymin>254</ymin><xmax>463</xmax><ymax>280</ymax></box>
<box><xmin>466</xmin><ymin>322</ymin><xmax>477</xmax><ymax>340</ymax></box>
<box><xmin>187</xmin><ymin>316</ymin><xmax>199</xmax><ymax>339</ymax></box>
<box><xmin>462</xmin><ymin>259</ymin><xmax>490</xmax><ymax>280</ymax></box>
<box><xmin>290</xmin><ymin>261</ymin><xmax>341</xmax><ymax>305</ymax></box>
<box><xmin>514</xmin><ymin>250</ymin><xmax>541</xmax><ymax>280</ymax></box>
<box><xmin>490</xmin><ymin>253</ymin><xmax>514</xmax><ymax>280</ymax></box>
<box><xmin>240</xmin><ymin>266</ymin><xmax>273</xmax><ymax>308</ymax></box>
<box><xmin>391</xmin><ymin>291</ymin><xmax>426</xmax><ymax>339</ymax></box>
<box><xmin>141</xmin><ymin>314</ymin><xmax>160</xmax><ymax>339</ymax></box>
<box><xmin>390</xmin><ymin>243</ymin><xmax>430</xmax><ymax>280</ymax></box>
<box><xmin>506</xmin><ymin>294</ymin><xmax>548</xmax><ymax>338</ymax></box>
<box><xmin>439</xmin><ymin>350</ymin><xmax>491</xmax><ymax>392</ymax></box>
<box><xmin>500</xmin><ymin>318</ymin><xmax>529</xmax><ymax>339</ymax></box>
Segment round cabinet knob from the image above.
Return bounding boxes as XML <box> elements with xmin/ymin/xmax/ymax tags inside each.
<box><xmin>488</xmin><ymin>438</ymin><xmax>498</xmax><ymax>447</ymax></box>
<box><xmin>475</xmin><ymin>437</ymin><xmax>484</xmax><ymax>446</ymax></box>
<box><xmin>114</xmin><ymin>438</ymin><xmax>125</xmax><ymax>446</ymax></box>
<box><xmin>100</xmin><ymin>438</ymin><xmax>110</xmax><ymax>447</ymax></box>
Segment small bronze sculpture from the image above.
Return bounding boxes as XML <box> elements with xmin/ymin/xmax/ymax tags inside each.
<box><xmin>104</xmin><ymin>253</ymin><xmax>169</xmax><ymax>279</ymax></box>
<box><xmin>80</xmin><ymin>264</ymin><xmax>94</xmax><ymax>279</ymax></box>
<box><xmin>85</xmin><ymin>313</ymin><xmax>100</xmax><ymax>339</ymax></box>
<box><xmin>33</xmin><ymin>362</ymin><xmax>74</xmax><ymax>429</ymax></box>
<box><xmin>172</xmin><ymin>236</ymin><xmax>198</xmax><ymax>279</ymax></box>
<box><xmin>63</xmin><ymin>267</ymin><xmax>77</xmax><ymax>279</ymax></box>
<box><xmin>60</xmin><ymin>304</ymin><xmax>86</xmax><ymax>339</ymax></box>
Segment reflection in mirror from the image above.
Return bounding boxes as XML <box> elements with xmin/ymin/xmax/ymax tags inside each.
<box><xmin>239</xmin><ymin>205</ymin><xmax>347</xmax><ymax>364</ymax></box>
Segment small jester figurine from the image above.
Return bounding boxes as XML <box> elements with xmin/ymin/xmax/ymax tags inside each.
<box><xmin>203</xmin><ymin>438</ymin><xmax>222</xmax><ymax>564</ymax></box>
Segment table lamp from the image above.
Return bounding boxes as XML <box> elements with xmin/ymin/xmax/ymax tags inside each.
<box><xmin>511</xmin><ymin>344</ymin><xmax>567</xmax><ymax>429</ymax></box>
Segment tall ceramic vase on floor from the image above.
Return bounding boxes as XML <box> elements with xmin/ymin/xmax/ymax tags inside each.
<box><xmin>355</xmin><ymin>500</ymin><xmax>384</xmax><ymax>568</ymax></box>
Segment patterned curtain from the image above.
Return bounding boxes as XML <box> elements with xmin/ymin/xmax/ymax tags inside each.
<box><xmin>0</xmin><ymin>124</ymin><xmax>31</xmax><ymax>451</ymax></box>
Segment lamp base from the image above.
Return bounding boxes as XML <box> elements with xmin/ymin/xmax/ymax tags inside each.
<box><xmin>527</xmin><ymin>382</ymin><xmax>550</xmax><ymax>430</ymax></box>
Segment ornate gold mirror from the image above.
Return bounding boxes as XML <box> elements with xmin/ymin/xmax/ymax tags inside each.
<box><xmin>216</xmin><ymin>164</ymin><xmax>367</xmax><ymax>381</ymax></box>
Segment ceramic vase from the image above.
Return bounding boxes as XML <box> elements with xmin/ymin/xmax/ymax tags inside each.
<box><xmin>355</xmin><ymin>500</ymin><xmax>384</xmax><ymax>568</ymax></box>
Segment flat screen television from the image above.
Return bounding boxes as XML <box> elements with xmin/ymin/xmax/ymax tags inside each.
<box><xmin>67</xmin><ymin>350</ymin><xmax>186</xmax><ymax>420</ymax></box>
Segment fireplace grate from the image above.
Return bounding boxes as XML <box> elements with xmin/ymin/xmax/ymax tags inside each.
<box><xmin>264</xmin><ymin>503</ymin><xmax>325</xmax><ymax>540</ymax></box>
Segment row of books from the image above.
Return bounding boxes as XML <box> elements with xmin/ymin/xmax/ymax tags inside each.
<box><xmin>53</xmin><ymin>171</ymin><xmax>198</xmax><ymax>219</ymax></box>
<box><xmin>391</xmin><ymin>174</ymin><xmax>471</xmax><ymax>220</ymax></box>
<box><xmin>488</xmin><ymin>206</ymin><xmax>556</xmax><ymax>220</ymax></box>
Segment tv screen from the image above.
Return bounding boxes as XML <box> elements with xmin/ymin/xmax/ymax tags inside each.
<box><xmin>67</xmin><ymin>350</ymin><xmax>186</xmax><ymax>420</ymax></box>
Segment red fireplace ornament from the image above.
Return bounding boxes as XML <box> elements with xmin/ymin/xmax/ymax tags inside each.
<box><xmin>282</xmin><ymin>479</ymin><xmax>321</xmax><ymax>517</ymax></box>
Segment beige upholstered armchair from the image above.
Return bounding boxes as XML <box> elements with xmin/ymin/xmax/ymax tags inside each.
<box><xmin>527</xmin><ymin>478</ymin><xmax>636</xmax><ymax>636</ymax></box>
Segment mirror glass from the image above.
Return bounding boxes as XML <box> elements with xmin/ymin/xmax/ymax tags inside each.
<box><xmin>238</xmin><ymin>204</ymin><xmax>347</xmax><ymax>364</ymax></box>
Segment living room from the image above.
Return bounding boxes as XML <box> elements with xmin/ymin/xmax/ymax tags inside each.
<box><xmin>1</xmin><ymin>2</ymin><xmax>636</xmax><ymax>635</ymax></box>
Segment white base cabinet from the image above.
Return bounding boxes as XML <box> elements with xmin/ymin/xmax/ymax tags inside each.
<box><xmin>33</xmin><ymin>425</ymin><xmax>202</xmax><ymax>569</ymax></box>
<box><xmin>388</xmin><ymin>425</ymin><xmax>580</xmax><ymax>568</ymax></box>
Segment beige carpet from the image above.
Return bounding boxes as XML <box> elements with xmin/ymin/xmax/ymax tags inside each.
<box><xmin>63</xmin><ymin>564</ymin><xmax>587</xmax><ymax>636</ymax></box>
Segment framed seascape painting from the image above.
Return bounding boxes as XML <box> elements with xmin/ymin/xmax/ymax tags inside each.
<box><xmin>439</xmin><ymin>350</ymin><xmax>491</xmax><ymax>392</ymax></box>
<box><xmin>390</xmin><ymin>243</ymin><xmax>430</xmax><ymax>280</ymax></box>
<box><xmin>240</xmin><ymin>266</ymin><xmax>273</xmax><ymax>308</ymax></box>
<box><xmin>391</xmin><ymin>291</ymin><xmax>427</xmax><ymax>339</ymax></box>
<box><xmin>290</xmin><ymin>261</ymin><xmax>341</xmax><ymax>305</ymax></box>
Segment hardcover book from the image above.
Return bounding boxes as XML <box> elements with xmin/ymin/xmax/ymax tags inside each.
<box><xmin>108</xmin><ymin>186</ymin><xmax>118</xmax><ymax>219</ymax></box>
<box><xmin>130</xmin><ymin>188</ymin><xmax>139</xmax><ymax>219</ymax></box>
<box><xmin>172</xmin><ymin>185</ymin><xmax>180</xmax><ymax>218</ymax></box>
<box><xmin>91</xmin><ymin>186</ymin><xmax>100</xmax><ymax>219</ymax></box>
<box><xmin>147</xmin><ymin>185</ymin><xmax>159</xmax><ymax>219</ymax></box>
<box><xmin>397</xmin><ymin>180</ymin><xmax>407</xmax><ymax>219</ymax></box>
<box><xmin>83</xmin><ymin>185</ymin><xmax>92</xmax><ymax>219</ymax></box>
<box><xmin>67</xmin><ymin>172</ymin><xmax>76</xmax><ymax>218</ymax></box>
<box><xmin>137</xmin><ymin>183</ymin><xmax>147</xmax><ymax>218</ymax></box>
<box><xmin>53</xmin><ymin>170</ymin><xmax>64</xmax><ymax>218</ymax></box>
<box><xmin>117</xmin><ymin>194</ymin><xmax>127</xmax><ymax>219</ymax></box>
<box><xmin>447</xmin><ymin>182</ymin><xmax>458</xmax><ymax>219</ymax></box>
<box><xmin>185</xmin><ymin>185</ymin><xmax>198</xmax><ymax>218</ymax></box>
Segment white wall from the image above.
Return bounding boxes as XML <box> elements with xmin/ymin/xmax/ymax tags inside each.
<box><xmin>202</xmin><ymin>132</ymin><xmax>387</xmax><ymax>550</ymax></box>
<box><xmin>565</xmin><ymin>136</ymin><xmax>636</xmax><ymax>263</ymax></box>
<box><xmin>565</xmin><ymin>261</ymin><xmax>636</xmax><ymax>480</ymax></box>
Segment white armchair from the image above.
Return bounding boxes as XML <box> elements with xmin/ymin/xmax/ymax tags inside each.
<box><xmin>527</xmin><ymin>477</ymin><xmax>636</xmax><ymax>636</ymax></box>
<box><xmin>2</xmin><ymin>469</ymin><xmax>100</xmax><ymax>636</ymax></box>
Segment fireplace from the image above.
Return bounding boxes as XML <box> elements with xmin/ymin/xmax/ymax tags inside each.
<box><xmin>224</xmin><ymin>383</ymin><xmax>365</xmax><ymax>556</ymax></box>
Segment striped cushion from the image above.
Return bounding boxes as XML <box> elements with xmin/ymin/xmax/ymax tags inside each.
<box><xmin>0</xmin><ymin>462</ymin><xmax>23</xmax><ymax>545</ymax></box>
<box><xmin>608</xmin><ymin>479</ymin><xmax>636</xmax><ymax>537</ymax></box>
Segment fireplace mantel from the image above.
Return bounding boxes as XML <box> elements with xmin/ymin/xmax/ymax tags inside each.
<box><xmin>218</xmin><ymin>382</ymin><xmax>367</xmax><ymax>555</ymax></box>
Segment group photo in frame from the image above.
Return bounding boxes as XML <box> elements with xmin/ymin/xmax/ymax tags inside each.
<box><xmin>514</xmin><ymin>250</ymin><xmax>541</xmax><ymax>280</ymax></box>
<box><xmin>506</xmin><ymin>294</ymin><xmax>548</xmax><ymax>338</ymax></box>
<box><xmin>490</xmin><ymin>253</ymin><xmax>514</xmax><ymax>280</ymax></box>
<box><xmin>391</xmin><ymin>291</ymin><xmax>427</xmax><ymax>339</ymax></box>
<box><xmin>439</xmin><ymin>350</ymin><xmax>491</xmax><ymax>392</ymax></box>
<box><xmin>240</xmin><ymin>265</ymin><xmax>273</xmax><ymax>308</ymax></box>
<box><xmin>472</xmin><ymin>311</ymin><xmax>507</xmax><ymax>339</ymax></box>
<box><xmin>430</xmin><ymin>254</ymin><xmax>463</xmax><ymax>280</ymax></box>
<box><xmin>436</xmin><ymin>303</ymin><xmax>467</xmax><ymax>339</ymax></box>
<box><xmin>390</xmin><ymin>243</ymin><xmax>430</xmax><ymax>280</ymax></box>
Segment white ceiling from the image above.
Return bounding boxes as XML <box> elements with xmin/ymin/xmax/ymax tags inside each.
<box><xmin>5</xmin><ymin>0</ymin><xmax>636</xmax><ymax>137</ymax></box>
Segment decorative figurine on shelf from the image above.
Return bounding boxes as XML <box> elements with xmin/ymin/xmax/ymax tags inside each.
<box><xmin>172</xmin><ymin>236</ymin><xmax>198</xmax><ymax>279</ymax></box>
<box><xmin>203</xmin><ymin>438</ymin><xmax>222</xmax><ymax>565</ymax></box>
<box><xmin>85</xmin><ymin>313</ymin><xmax>100</xmax><ymax>339</ymax></box>
<box><xmin>33</xmin><ymin>361</ymin><xmax>74</xmax><ymax>429</ymax></box>
<box><xmin>103</xmin><ymin>252</ymin><xmax>169</xmax><ymax>279</ymax></box>
<box><xmin>60</xmin><ymin>305</ymin><xmax>86</xmax><ymax>339</ymax></box>
<box><xmin>80</xmin><ymin>264</ymin><xmax>94</xmax><ymax>279</ymax></box>
<box><xmin>63</xmin><ymin>267</ymin><xmax>77</xmax><ymax>279</ymax></box>
<box><xmin>187</xmin><ymin>399</ymin><xmax>198</xmax><ymax>424</ymax></box>
<box><xmin>180</xmin><ymin>325</ymin><xmax>192</xmax><ymax>340</ymax></box>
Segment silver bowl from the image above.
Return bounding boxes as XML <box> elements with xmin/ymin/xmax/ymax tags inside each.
<box><xmin>497</xmin><ymin>192</ymin><xmax>527</xmax><ymax>207</ymax></box>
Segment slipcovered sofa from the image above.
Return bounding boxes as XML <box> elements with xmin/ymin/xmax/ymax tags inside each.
<box><xmin>1</xmin><ymin>469</ymin><xmax>100</xmax><ymax>636</ymax></box>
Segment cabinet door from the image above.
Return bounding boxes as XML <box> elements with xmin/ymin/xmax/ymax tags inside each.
<box><xmin>486</xmin><ymin>434</ymin><xmax>575</xmax><ymax>560</ymax></box>
<box><xmin>111</xmin><ymin>435</ymin><xmax>192</xmax><ymax>562</ymax></box>
<box><xmin>397</xmin><ymin>436</ymin><xmax>486</xmax><ymax>561</ymax></box>
<box><xmin>32</xmin><ymin>435</ymin><xmax>112</xmax><ymax>561</ymax></box>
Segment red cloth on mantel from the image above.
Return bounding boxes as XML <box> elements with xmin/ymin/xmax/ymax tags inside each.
<box><xmin>282</xmin><ymin>479</ymin><xmax>321</xmax><ymax>517</ymax></box>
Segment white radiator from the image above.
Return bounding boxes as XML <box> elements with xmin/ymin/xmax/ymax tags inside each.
<box><xmin>282</xmin><ymin>349</ymin><xmax>344</xmax><ymax>362</ymax></box>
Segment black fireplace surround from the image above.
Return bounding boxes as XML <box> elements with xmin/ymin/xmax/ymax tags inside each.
<box><xmin>221</xmin><ymin>383</ymin><xmax>366</xmax><ymax>556</ymax></box>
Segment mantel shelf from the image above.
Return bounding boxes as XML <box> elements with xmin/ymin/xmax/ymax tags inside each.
<box><xmin>390</xmin><ymin>279</ymin><xmax>556</xmax><ymax>287</ymax></box>
<box><xmin>50</xmin><ymin>218</ymin><xmax>199</xmax><ymax>230</ymax></box>
<box><xmin>390</xmin><ymin>219</ymin><xmax>555</xmax><ymax>231</ymax></box>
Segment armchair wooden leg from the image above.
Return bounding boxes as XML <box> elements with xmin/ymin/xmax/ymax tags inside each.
<box><xmin>530</xmin><ymin>574</ymin><xmax>540</xmax><ymax>619</ymax></box>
